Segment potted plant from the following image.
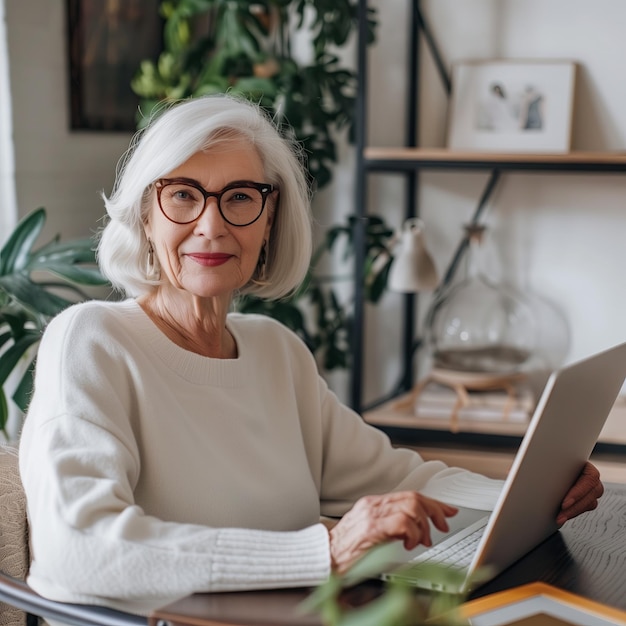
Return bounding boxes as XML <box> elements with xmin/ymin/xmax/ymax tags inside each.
<box><xmin>0</xmin><ymin>208</ymin><xmax>109</xmax><ymax>437</ymax></box>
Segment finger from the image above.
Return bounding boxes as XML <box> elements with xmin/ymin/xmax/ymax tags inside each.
<box><xmin>561</xmin><ymin>462</ymin><xmax>602</xmax><ymax>510</ymax></box>
<box><xmin>371</xmin><ymin>504</ymin><xmax>434</xmax><ymax>548</ymax></box>
<box><xmin>420</xmin><ymin>498</ymin><xmax>458</xmax><ymax>533</ymax></box>
<box><xmin>561</xmin><ymin>483</ymin><xmax>603</xmax><ymax>517</ymax></box>
<box><xmin>391</xmin><ymin>494</ymin><xmax>458</xmax><ymax>535</ymax></box>
<box><xmin>557</xmin><ymin>495</ymin><xmax>599</xmax><ymax>526</ymax></box>
<box><xmin>557</xmin><ymin>467</ymin><xmax>604</xmax><ymax>525</ymax></box>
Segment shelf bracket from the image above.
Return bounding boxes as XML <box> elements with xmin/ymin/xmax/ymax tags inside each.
<box><xmin>415</xmin><ymin>0</ymin><xmax>452</xmax><ymax>96</ymax></box>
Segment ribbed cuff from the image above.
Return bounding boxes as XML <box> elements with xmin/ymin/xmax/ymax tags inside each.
<box><xmin>209</xmin><ymin>524</ymin><xmax>331</xmax><ymax>590</ymax></box>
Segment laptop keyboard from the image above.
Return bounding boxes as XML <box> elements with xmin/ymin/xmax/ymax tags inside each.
<box><xmin>409</xmin><ymin>516</ymin><xmax>489</xmax><ymax>569</ymax></box>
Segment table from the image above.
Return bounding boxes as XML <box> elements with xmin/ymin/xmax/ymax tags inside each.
<box><xmin>149</xmin><ymin>483</ymin><xmax>626</xmax><ymax>626</ymax></box>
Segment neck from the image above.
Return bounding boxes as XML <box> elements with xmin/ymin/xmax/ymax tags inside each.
<box><xmin>138</xmin><ymin>289</ymin><xmax>236</xmax><ymax>359</ymax></box>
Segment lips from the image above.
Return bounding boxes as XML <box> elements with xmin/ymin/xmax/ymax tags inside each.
<box><xmin>186</xmin><ymin>252</ymin><xmax>233</xmax><ymax>267</ymax></box>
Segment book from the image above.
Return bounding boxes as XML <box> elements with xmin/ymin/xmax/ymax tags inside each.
<box><xmin>413</xmin><ymin>383</ymin><xmax>534</xmax><ymax>423</ymax></box>
<box><xmin>455</xmin><ymin>582</ymin><xmax>626</xmax><ymax>626</ymax></box>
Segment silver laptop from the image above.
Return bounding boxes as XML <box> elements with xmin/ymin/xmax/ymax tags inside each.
<box><xmin>382</xmin><ymin>341</ymin><xmax>626</xmax><ymax>593</ymax></box>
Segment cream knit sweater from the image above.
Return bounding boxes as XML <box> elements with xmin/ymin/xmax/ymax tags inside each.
<box><xmin>19</xmin><ymin>300</ymin><xmax>500</xmax><ymax>615</ymax></box>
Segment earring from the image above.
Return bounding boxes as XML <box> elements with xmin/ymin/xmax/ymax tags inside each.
<box><xmin>257</xmin><ymin>239</ymin><xmax>268</xmax><ymax>281</ymax></box>
<box><xmin>146</xmin><ymin>239</ymin><xmax>161</xmax><ymax>281</ymax></box>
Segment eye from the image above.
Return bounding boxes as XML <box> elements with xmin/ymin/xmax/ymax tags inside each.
<box><xmin>229</xmin><ymin>189</ymin><xmax>255</xmax><ymax>203</ymax></box>
<box><xmin>166</xmin><ymin>184</ymin><xmax>202</xmax><ymax>203</ymax></box>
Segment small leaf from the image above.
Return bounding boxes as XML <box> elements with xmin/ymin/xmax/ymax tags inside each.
<box><xmin>11</xmin><ymin>357</ymin><xmax>36</xmax><ymax>413</ymax></box>
<box><xmin>35</xmin><ymin>264</ymin><xmax>108</xmax><ymax>286</ymax></box>
<box><xmin>0</xmin><ymin>387</ymin><xmax>7</xmax><ymax>437</ymax></box>
<box><xmin>338</xmin><ymin>587</ymin><xmax>413</xmax><ymax>626</ymax></box>
<box><xmin>0</xmin><ymin>207</ymin><xmax>46</xmax><ymax>275</ymax></box>
<box><xmin>0</xmin><ymin>332</ymin><xmax>40</xmax><ymax>386</ymax></box>
<box><xmin>297</xmin><ymin>573</ymin><xmax>343</xmax><ymax>615</ymax></box>
<box><xmin>0</xmin><ymin>274</ymin><xmax>75</xmax><ymax>318</ymax></box>
<box><xmin>342</xmin><ymin>543</ymin><xmax>402</xmax><ymax>586</ymax></box>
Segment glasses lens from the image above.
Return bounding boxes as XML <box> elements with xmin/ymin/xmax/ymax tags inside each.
<box><xmin>159</xmin><ymin>183</ymin><xmax>205</xmax><ymax>224</ymax></box>
<box><xmin>220</xmin><ymin>186</ymin><xmax>265</xmax><ymax>226</ymax></box>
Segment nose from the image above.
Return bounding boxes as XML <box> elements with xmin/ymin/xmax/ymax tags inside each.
<box><xmin>193</xmin><ymin>197</ymin><xmax>228</xmax><ymax>237</ymax></box>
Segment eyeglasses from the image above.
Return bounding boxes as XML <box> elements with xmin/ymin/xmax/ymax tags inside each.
<box><xmin>155</xmin><ymin>178</ymin><xmax>275</xmax><ymax>227</ymax></box>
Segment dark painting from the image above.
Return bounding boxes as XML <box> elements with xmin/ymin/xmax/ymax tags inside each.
<box><xmin>67</xmin><ymin>0</ymin><xmax>162</xmax><ymax>131</ymax></box>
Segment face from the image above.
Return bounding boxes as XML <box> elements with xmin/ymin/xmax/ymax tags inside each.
<box><xmin>143</xmin><ymin>139</ymin><xmax>274</xmax><ymax>300</ymax></box>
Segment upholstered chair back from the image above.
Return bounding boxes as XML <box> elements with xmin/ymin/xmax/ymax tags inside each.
<box><xmin>0</xmin><ymin>445</ymin><xmax>29</xmax><ymax>626</ymax></box>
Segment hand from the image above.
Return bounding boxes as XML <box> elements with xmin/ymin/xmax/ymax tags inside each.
<box><xmin>328</xmin><ymin>491</ymin><xmax>457</xmax><ymax>575</ymax></box>
<box><xmin>556</xmin><ymin>461</ymin><xmax>604</xmax><ymax>526</ymax></box>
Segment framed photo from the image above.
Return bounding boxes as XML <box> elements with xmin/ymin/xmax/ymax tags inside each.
<box><xmin>67</xmin><ymin>0</ymin><xmax>163</xmax><ymax>132</ymax></box>
<box><xmin>447</xmin><ymin>60</ymin><xmax>577</xmax><ymax>153</ymax></box>
<box><xmin>456</xmin><ymin>583</ymin><xmax>626</xmax><ymax>626</ymax></box>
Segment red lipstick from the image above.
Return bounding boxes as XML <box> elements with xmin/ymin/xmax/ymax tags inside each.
<box><xmin>187</xmin><ymin>253</ymin><xmax>232</xmax><ymax>267</ymax></box>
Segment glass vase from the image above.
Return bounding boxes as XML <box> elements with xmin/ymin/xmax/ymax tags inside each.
<box><xmin>425</xmin><ymin>224</ymin><xmax>536</xmax><ymax>374</ymax></box>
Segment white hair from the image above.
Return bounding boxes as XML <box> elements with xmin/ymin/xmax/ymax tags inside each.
<box><xmin>97</xmin><ymin>94</ymin><xmax>313</xmax><ymax>299</ymax></box>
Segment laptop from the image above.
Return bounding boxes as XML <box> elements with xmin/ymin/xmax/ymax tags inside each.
<box><xmin>381</xmin><ymin>341</ymin><xmax>626</xmax><ymax>594</ymax></box>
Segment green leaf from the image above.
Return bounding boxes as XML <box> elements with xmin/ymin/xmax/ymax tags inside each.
<box><xmin>0</xmin><ymin>207</ymin><xmax>46</xmax><ymax>275</ymax></box>
<box><xmin>0</xmin><ymin>387</ymin><xmax>7</xmax><ymax>437</ymax></box>
<box><xmin>0</xmin><ymin>307</ymin><xmax>38</xmax><ymax>338</ymax></box>
<box><xmin>30</xmin><ymin>236</ymin><xmax>96</xmax><ymax>262</ymax></box>
<box><xmin>34</xmin><ymin>264</ymin><xmax>107</xmax><ymax>286</ymax></box>
<box><xmin>342</xmin><ymin>543</ymin><xmax>402</xmax><ymax>586</ymax></box>
<box><xmin>0</xmin><ymin>274</ymin><xmax>75</xmax><ymax>318</ymax></box>
<box><xmin>366</xmin><ymin>256</ymin><xmax>393</xmax><ymax>304</ymax></box>
<box><xmin>297</xmin><ymin>573</ymin><xmax>343</xmax><ymax>615</ymax></box>
<box><xmin>0</xmin><ymin>331</ymin><xmax>39</xmax><ymax>386</ymax></box>
<box><xmin>338</xmin><ymin>587</ymin><xmax>413</xmax><ymax>626</ymax></box>
<box><xmin>0</xmin><ymin>329</ymin><xmax>13</xmax><ymax>350</ymax></box>
<box><xmin>230</xmin><ymin>77</ymin><xmax>277</xmax><ymax>99</ymax></box>
<box><xmin>12</xmin><ymin>358</ymin><xmax>36</xmax><ymax>413</ymax></box>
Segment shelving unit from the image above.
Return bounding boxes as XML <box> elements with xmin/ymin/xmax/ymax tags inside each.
<box><xmin>351</xmin><ymin>0</ymin><xmax>626</xmax><ymax>451</ymax></box>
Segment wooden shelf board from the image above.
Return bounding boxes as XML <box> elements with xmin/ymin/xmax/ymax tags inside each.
<box><xmin>364</xmin><ymin>392</ymin><xmax>626</xmax><ymax>444</ymax></box>
<box><xmin>364</xmin><ymin>147</ymin><xmax>626</xmax><ymax>164</ymax></box>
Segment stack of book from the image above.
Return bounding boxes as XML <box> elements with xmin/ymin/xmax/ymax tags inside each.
<box><xmin>413</xmin><ymin>383</ymin><xmax>535</xmax><ymax>424</ymax></box>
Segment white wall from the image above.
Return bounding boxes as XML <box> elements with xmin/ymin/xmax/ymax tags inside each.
<box><xmin>5</xmin><ymin>0</ymin><xmax>132</xmax><ymax>242</ymax></box>
<box><xmin>5</xmin><ymin>0</ymin><xmax>626</xmax><ymax>411</ymax></box>
<box><xmin>354</xmin><ymin>0</ymin><xmax>626</xmax><ymax>406</ymax></box>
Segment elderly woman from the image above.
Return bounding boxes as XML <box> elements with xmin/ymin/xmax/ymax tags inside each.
<box><xmin>19</xmin><ymin>95</ymin><xmax>602</xmax><ymax>615</ymax></box>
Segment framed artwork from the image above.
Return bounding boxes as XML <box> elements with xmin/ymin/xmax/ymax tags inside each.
<box><xmin>456</xmin><ymin>583</ymin><xmax>626</xmax><ymax>626</ymax></box>
<box><xmin>67</xmin><ymin>0</ymin><xmax>163</xmax><ymax>132</ymax></box>
<box><xmin>446</xmin><ymin>60</ymin><xmax>577</xmax><ymax>153</ymax></box>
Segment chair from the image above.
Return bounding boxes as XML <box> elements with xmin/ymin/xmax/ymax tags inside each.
<box><xmin>0</xmin><ymin>445</ymin><xmax>147</xmax><ymax>626</ymax></box>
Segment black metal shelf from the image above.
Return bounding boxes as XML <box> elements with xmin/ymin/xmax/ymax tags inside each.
<box><xmin>350</xmin><ymin>0</ymin><xmax>626</xmax><ymax>443</ymax></box>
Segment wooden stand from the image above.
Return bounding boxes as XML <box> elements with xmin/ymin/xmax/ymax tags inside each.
<box><xmin>393</xmin><ymin>368</ymin><xmax>528</xmax><ymax>432</ymax></box>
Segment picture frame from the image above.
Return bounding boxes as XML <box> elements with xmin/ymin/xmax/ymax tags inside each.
<box><xmin>457</xmin><ymin>583</ymin><xmax>626</xmax><ymax>626</ymax></box>
<box><xmin>67</xmin><ymin>0</ymin><xmax>163</xmax><ymax>132</ymax></box>
<box><xmin>446</xmin><ymin>60</ymin><xmax>577</xmax><ymax>153</ymax></box>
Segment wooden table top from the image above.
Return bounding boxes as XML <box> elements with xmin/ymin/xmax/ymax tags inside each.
<box><xmin>150</xmin><ymin>483</ymin><xmax>626</xmax><ymax>626</ymax></box>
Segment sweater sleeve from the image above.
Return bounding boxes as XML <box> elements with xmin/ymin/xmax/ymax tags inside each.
<box><xmin>314</xmin><ymin>379</ymin><xmax>503</xmax><ymax>517</ymax></box>
<box><xmin>19</xmin><ymin>307</ymin><xmax>330</xmax><ymax>615</ymax></box>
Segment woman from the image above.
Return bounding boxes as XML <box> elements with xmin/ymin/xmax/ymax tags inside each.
<box><xmin>19</xmin><ymin>95</ymin><xmax>602</xmax><ymax>615</ymax></box>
